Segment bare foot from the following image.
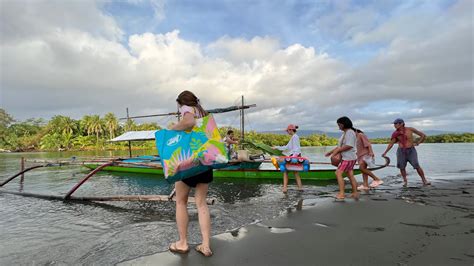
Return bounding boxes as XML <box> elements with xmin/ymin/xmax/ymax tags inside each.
<box><xmin>403</xmin><ymin>182</ymin><xmax>408</xmax><ymax>187</ymax></box>
<box><xmin>335</xmin><ymin>194</ymin><xmax>345</xmax><ymax>201</ymax></box>
<box><xmin>349</xmin><ymin>193</ymin><xmax>360</xmax><ymax>200</ymax></box>
<box><xmin>195</xmin><ymin>244</ymin><xmax>213</xmax><ymax>257</ymax></box>
<box><xmin>423</xmin><ymin>182</ymin><xmax>431</xmax><ymax>186</ymax></box>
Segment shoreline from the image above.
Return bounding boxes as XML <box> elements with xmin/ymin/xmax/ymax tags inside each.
<box><xmin>120</xmin><ymin>178</ymin><xmax>474</xmax><ymax>266</ymax></box>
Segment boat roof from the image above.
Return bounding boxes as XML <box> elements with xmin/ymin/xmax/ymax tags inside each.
<box><xmin>109</xmin><ymin>130</ymin><xmax>157</xmax><ymax>142</ymax></box>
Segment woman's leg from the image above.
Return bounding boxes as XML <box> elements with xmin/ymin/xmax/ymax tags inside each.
<box><xmin>294</xmin><ymin>171</ymin><xmax>303</xmax><ymax>190</ymax></box>
<box><xmin>360</xmin><ymin>161</ymin><xmax>380</xmax><ymax>182</ymax></box>
<box><xmin>174</xmin><ymin>181</ymin><xmax>191</xmax><ymax>250</ymax></box>
<box><xmin>335</xmin><ymin>169</ymin><xmax>345</xmax><ymax>198</ymax></box>
<box><xmin>194</xmin><ymin>183</ymin><xmax>212</xmax><ymax>253</ymax></box>
<box><xmin>359</xmin><ymin>161</ymin><xmax>369</xmax><ymax>188</ymax></box>
<box><xmin>347</xmin><ymin>170</ymin><xmax>359</xmax><ymax>199</ymax></box>
<box><xmin>282</xmin><ymin>171</ymin><xmax>289</xmax><ymax>193</ymax></box>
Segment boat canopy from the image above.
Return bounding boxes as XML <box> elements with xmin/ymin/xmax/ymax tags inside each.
<box><xmin>109</xmin><ymin>130</ymin><xmax>158</xmax><ymax>142</ymax></box>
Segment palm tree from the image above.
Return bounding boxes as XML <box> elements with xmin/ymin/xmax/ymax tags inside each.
<box><xmin>62</xmin><ymin>116</ymin><xmax>78</xmax><ymax>135</ymax></box>
<box><xmin>87</xmin><ymin>115</ymin><xmax>103</xmax><ymax>145</ymax></box>
<box><xmin>80</xmin><ymin>115</ymin><xmax>93</xmax><ymax>136</ymax></box>
<box><xmin>103</xmin><ymin>113</ymin><xmax>118</xmax><ymax>139</ymax></box>
<box><xmin>124</xmin><ymin>119</ymin><xmax>137</xmax><ymax>131</ymax></box>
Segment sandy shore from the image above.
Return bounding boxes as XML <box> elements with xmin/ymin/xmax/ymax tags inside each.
<box><xmin>120</xmin><ymin>178</ymin><xmax>474</xmax><ymax>266</ymax></box>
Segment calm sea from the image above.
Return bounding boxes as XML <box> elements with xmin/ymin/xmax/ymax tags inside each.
<box><xmin>0</xmin><ymin>143</ymin><xmax>473</xmax><ymax>265</ymax></box>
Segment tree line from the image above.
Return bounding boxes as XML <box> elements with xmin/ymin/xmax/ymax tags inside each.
<box><xmin>371</xmin><ymin>133</ymin><xmax>474</xmax><ymax>144</ymax></box>
<box><xmin>1</xmin><ymin>108</ymin><xmax>472</xmax><ymax>152</ymax></box>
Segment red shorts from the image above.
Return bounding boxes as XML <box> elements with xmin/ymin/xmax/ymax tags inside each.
<box><xmin>338</xmin><ymin>160</ymin><xmax>356</xmax><ymax>172</ymax></box>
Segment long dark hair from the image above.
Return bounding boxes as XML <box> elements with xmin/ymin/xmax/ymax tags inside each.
<box><xmin>176</xmin><ymin>90</ymin><xmax>208</xmax><ymax>117</ymax></box>
<box><xmin>336</xmin><ymin>116</ymin><xmax>356</xmax><ymax>131</ymax></box>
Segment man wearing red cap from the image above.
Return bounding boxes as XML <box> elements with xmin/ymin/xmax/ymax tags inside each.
<box><xmin>382</xmin><ymin>118</ymin><xmax>430</xmax><ymax>186</ymax></box>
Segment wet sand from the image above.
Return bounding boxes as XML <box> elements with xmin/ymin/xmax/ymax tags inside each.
<box><xmin>120</xmin><ymin>178</ymin><xmax>474</xmax><ymax>266</ymax></box>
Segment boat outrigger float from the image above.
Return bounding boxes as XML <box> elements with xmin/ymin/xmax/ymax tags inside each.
<box><xmin>0</xmin><ymin>157</ymin><xmax>215</xmax><ymax>204</ymax></box>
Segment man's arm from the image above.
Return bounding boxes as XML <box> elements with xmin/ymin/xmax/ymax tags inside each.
<box><xmin>411</xmin><ymin>127</ymin><xmax>426</xmax><ymax>145</ymax></box>
<box><xmin>382</xmin><ymin>138</ymin><xmax>397</xmax><ymax>156</ymax></box>
<box><xmin>227</xmin><ymin>138</ymin><xmax>239</xmax><ymax>145</ymax></box>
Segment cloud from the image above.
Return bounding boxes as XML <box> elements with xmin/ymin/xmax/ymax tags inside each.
<box><xmin>1</xmin><ymin>0</ymin><xmax>123</xmax><ymax>44</ymax></box>
<box><xmin>1</xmin><ymin>0</ymin><xmax>473</xmax><ymax>133</ymax></box>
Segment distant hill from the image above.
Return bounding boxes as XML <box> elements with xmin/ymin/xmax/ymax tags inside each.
<box><xmin>258</xmin><ymin>130</ymin><xmax>470</xmax><ymax>139</ymax></box>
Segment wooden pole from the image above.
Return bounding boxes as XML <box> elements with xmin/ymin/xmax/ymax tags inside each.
<box><xmin>0</xmin><ymin>190</ymin><xmax>215</xmax><ymax>205</ymax></box>
<box><xmin>64</xmin><ymin>162</ymin><xmax>114</xmax><ymax>199</ymax></box>
<box><xmin>20</xmin><ymin>157</ymin><xmax>25</xmax><ymax>180</ymax></box>
<box><xmin>126</xmin><ymin>107</ymin><xmax>132</xmax><ymax>158</ymax></box>
<box><xmin>240</xmin><ymin>95</ymin><xmax>245</xmax><ymax>148</ymax></box>
<box><xmin>0</xmin><ymin>165</ymin><xmax>46</xmax><ymax>187</ymax></box>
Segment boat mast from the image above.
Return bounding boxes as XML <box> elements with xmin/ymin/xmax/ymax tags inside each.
<box><xmin>240</xmin><ymin>95</ymin><xmax>245</xmax><ymax>146</ymax></box>
<box><xmin>126</xmin><ymin>107</ymin><xmax>132</xmax><ymax>158</ymax></box>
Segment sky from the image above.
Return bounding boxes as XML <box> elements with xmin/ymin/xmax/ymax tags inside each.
<box><xmin>1</xmin><ymin>0</ymin><xmax>473</xmax><ymax>133</ymax></box>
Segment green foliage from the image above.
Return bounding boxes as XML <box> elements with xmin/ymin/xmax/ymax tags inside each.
<box><xmin>0</xmin><ymin>109</ymin><xmax>473</xmax><ymax>152</ymax></box>
<box><xmin>371</xmin><ymin>133</ymin><xmax>474</xmax><ymax>144</ymax></box>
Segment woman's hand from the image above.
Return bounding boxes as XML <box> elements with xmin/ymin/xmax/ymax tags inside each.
<box><xmin>325</xmin><ymin>151</ymin><xmax>333</xmax><ymax>157</ymax></box>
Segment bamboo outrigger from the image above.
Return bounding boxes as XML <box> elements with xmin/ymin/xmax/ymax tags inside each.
<box><xmin>0</xmin><ymin>158</ymin><xmax>215</xmax><ymax>205</ymax></box>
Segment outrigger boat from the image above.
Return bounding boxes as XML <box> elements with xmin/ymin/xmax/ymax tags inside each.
<box><xmin>81</xmin><ymin>98</ymin><xmax>390</xmax><ymax>180</ymax></box>
<box><xmin>82</xmin><ymin>154</ymin><xmax>390</xmax><ymax>181</ymax></box>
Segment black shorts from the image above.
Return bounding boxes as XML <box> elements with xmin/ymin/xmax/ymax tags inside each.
<box><xmin>182</xmin><ymin>169</ymin><xmax>213</xmax><ymax>188</ymax></box>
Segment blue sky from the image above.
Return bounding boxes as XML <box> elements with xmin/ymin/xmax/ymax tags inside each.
<box><xmin>1</xmin><ymin>0</ymin><xmax>472</xmax><ymax>132</ymax></box>
<box><xmin>104</xmin><ymin>0</ymin><xmax>455</xmax><ymax>65</ymax></box>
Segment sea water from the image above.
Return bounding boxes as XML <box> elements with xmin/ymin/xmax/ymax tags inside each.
<box><xmin>0</xmin><ymin>143</ymin><xmax>472</xmax><ymax>264</ymax></box>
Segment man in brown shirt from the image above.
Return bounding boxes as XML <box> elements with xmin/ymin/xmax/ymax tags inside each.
<box><xmin>382</xmin><ymin>118</ymin><xmax>430</xmax><ymax>186</ymax></box>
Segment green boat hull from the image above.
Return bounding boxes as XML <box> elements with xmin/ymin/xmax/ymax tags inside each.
<box><xmin>83</xmin><ymin>163</ymin><xmax>360</xmax><ymax>180</ymax></box>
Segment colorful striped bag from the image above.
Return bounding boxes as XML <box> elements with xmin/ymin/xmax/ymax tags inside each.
<box><xmin>155</xmin><ymin>115</ymin><xmax>229</xmax><ymax>183</ymax></box>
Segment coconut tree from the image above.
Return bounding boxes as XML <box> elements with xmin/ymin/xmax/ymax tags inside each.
<box><xmin>87</xmin><ymin>115</ymin><xmax>103</xmax><ymax>145</ymax></box>
<box><xmin>103</xmin><ymin>112</ymin><xmax>118</xmax><ymax>139</ymax></box>
<box><xmin>80</xmin><ymin>115</ymin><xmax>93</xmax><ymax>136</ymax></box>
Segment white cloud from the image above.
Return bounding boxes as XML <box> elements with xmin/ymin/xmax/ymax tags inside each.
<box><xmin>0</xmin><ymin>0</ymin><xmax>473</xmax><ymax>133</ymax></box>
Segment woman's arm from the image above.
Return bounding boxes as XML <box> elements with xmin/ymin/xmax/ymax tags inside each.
<box><xmin>170</xmin><ymin>113</ymin><xmax>195</xmax><ymax>131</ymax></box>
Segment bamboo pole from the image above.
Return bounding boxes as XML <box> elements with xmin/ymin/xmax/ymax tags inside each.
<box><xmin>64</xmin><ymin>162</ymin><xmax>114</xmax><ymax>199</ymax></box>
<box><xmin>20</xmin><ymin>157</ymin><xmax>25</xmax><ymax>180</ymax></box>
<box><xmin>0</xmin><ymin>165</ymin><xmax>47</xmax><ymax>187</ymax></box>
<box><xmin>0</xmin><ymin>190</ymin><xmax>215</xmax><ymax>205</ymax></box>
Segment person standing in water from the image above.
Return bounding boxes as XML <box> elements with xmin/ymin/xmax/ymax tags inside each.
<box><xmin>273</xmin><ymin>124</ymin><xmax>303</xmax><ymax>193</ymax></box>
<box><xmin>382</xmin><ymin>118</ymin><xmax>430</xmax><ymax>186</ymax></box>
<box><xmin>355</xmin><ymin>129</ymin><xmax>384</xmax><ymax>190</ymax></box>
<box><xmin>168</xmin><ymin>90</ymin><xmax>213</xmax><ymax>257</ymax></box>
<box><xmin>325</xmin><ymin>117</ymin><xmax>359</xmax><ymax>200</ymax></box>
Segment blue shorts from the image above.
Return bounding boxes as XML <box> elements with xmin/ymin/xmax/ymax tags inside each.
<box><xmin>396</xmin><ymin>147</ymin><xmax>420</xmax><ymax>169</ymax></box>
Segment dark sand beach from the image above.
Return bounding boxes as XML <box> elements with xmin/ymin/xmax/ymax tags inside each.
<box><xmin>120</xmin><ymin>178</ymin><xmax>474</xmax><ymax>266</ymax></box>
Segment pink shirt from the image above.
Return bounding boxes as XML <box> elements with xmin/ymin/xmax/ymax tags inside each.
<box><xmin>356</xmin><ymin>133</ymin><xmax>371</xmax><ymax>159</ymax></box>
<box><xmin>179</xmin><ymin>105</ymin><xmax>203</xmax><ymax>119</ymax></box>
